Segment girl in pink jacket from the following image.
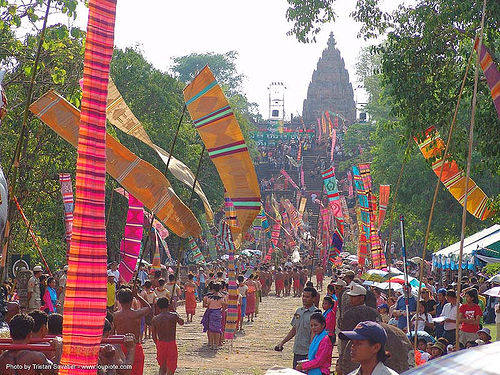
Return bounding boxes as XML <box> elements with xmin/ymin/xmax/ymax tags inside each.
<box><xmin>296</xmin><ymin>312</ymin><xmax>333</xmax><ymax>375</ymax></box>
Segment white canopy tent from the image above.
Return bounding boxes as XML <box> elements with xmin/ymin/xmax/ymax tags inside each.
<box><xmin>435</xmin><ymin>224</ymin><xmax>500</xmax><ymax>258</ymax></box>
<box><xmin>433</xmin><ymin>224</ymin><xmax>500</xmax><ymax>270</ymax></box>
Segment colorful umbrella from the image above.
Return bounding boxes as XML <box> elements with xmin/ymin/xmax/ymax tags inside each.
<box><xmin>388</xmin><ymin>275</ymin><xmax>421</xmax><ymax>288</ymax></box>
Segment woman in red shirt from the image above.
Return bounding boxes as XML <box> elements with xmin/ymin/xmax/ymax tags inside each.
<box><xmin>458</xmin><ymin>289</ymin><xmax>482</xmax><ymax>346</ymax></box>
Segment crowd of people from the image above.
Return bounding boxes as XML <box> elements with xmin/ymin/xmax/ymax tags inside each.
<box><xmin>1</xmin><ymin>257</ymin><xmax>499</xmax><ymax>375</ymax></box>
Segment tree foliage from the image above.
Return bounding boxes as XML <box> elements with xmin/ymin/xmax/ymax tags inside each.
<box><xmin>0</xmin><ymin>5</ymin><xmax>257</xmax><ymax>270</ymax></box>
<box><xmin>345</xmin><ymin>45</ymin><xmax>500</xmax><ymax>258</ymax></box>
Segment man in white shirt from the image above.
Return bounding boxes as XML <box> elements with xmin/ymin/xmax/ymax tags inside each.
<box><xmin>440</xmin><ymin>290</ymin><xmax>458</xmax><ymax>345</ymax></box>
<box><xmin>109</xmin><ymin>261</ymin><xmax>120</xmax><ymax>284</ymax></box>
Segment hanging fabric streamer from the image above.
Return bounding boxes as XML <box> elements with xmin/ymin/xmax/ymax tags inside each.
<box><xmin>474</xmin><ymin>38</ymin><xmax>500</xmax><ymax>120</ymax></box>
<box><xmin>378</xmin><ymin>185</ymin><xmax>390</xmax><ymax>230</ymax></box>
<box><xmin>321</xmin><ymin>113</ymin><xmax>327</xmax><ymax>136</ymax></box>
<box><xmin>106</xmin><ymin>79</ymin><xmax>214</xmax><ymax>222</ymax></box>
<box><xmin>280</xmin><ymin>169</ymin><xmax>300</xmax><ymax>190</ymax></box>
<box><xmin>299</xmin><ymin>197</ymin><xmax>307</xmax><ymax>216</ymax></box>
<box><xmin>152</xmin><ymin>229</ymin><xmax>161</xmax><ymax>269</ymax></box>
<box><xmin>325</xmin><ymin>111</ymin><xmax>332</xmax><ymax>136</ymax></box>
<box><xmin>221</xmin><ymin>220</ymin><xmax>238</xmax><ymax>340</ymax></box>
<box><xmin>317</xmin><ymin>118</ymin><xmax>322</xmax><ymax>141</ymax></box>
<box><xmin>347</xmin><ymin>171</ymin><xmax>354</xmax><ymax>198</ymax></box>
<box><xmin>330</xmin><ymin>129</ymin><xmax>336</xmax><ymax>162</ymax></box>
<box><xmin>58</xmin><ymin>173</ymin><xmax>74</xmax><ymax>253</ymax></box>
<box><xmin>353</xmin><ymin>166</ymin><xmax>370</xmax><ymax>265</ymax></box>
<box><xmin>329</xmin><ymin>219</ymin><xmax>344</xmax><ymax>264</ymax></box>
<box><xmin>224</xmin><ymin>193</ymin><xmax>238</xmax><ymax>227</ymax></box>
<box><xmin>30</xmin><ymin>91</ymin><xmax>201</xmax><ymax>238</ymax></box>
<box><xmin>321</xmin><ymin>167</ymin><xmax>343</xmax><ymax>225</ymax></box>
<box><xmin>415</xmin><ymin>126</ymin><xmax>495</xmax><ymax>220</ymax></box>
<box><xmin>58</xmin><ymin>1</ymin><xmax>116</xmax><ymax>372</ymax></box>
<box><xmin>188</xmin><ymin>237</ymin><xmax>205</xmax><ymax>264</ymax></box>
<box><xmin>183</xmin><ymin>66</ymin><xmax>260</xmax><ymax>246</ymax></box>
<box><xmin>297</xmin><ymin>139</ymin><xmax>302</xmax><ymax>161</ymax></box>
<box><xmin>118</xmin><ymin>193</ymin><xmax>144</xmax><ymax>283</ymax></box>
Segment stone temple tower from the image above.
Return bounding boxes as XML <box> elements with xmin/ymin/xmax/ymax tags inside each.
<box><xmin>302</xmin><ymin>33</ymin><xmax>356</xmax><ymax>126</ymax></box>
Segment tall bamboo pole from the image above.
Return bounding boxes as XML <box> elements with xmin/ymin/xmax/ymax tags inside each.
<box><xmin>455</xmin><ymin>0</ymin><xmax>487</xmax><ymax>351</ymax></box>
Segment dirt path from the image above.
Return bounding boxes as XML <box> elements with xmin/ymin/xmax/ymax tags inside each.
<box><xmin>143</xmin><ymin>288</ymin><xmax>338</xmax><ymax>375</ymax></box>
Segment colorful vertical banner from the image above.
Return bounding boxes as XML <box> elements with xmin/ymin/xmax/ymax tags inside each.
<box><xmin>224</xmin><ymin>193</ymin><xmax>238</xmax><ymax>226</ymax></box>
<box><xmin>118</xmin><ymin>194</ymin><xmax>144</xmax><ymax>283</ymax></box>
<box><xmin>347</xmin><ymin>171</ymin><xmax>354</xmax><ymax>198</ymax></box>
<box><xmin>317</xmin><ymin>118</ymin><xmax>322</xmax><ymax>141</ymax></box>
<box><xmin>188</xmin><ymin>236</ymin><xmax>205</xmax><ymax>264</ymax></box>
<box><xmin>474</xmin><ymin>38</ymin><xmax>500</xmax><ymax>120</ymax></box>
<box><xmin>415</xmin><ymin>126</ymin><xmax>495</xmax><ymax>220</ymax></box>
<box><xmin>281</xmin><ymin>169</ymin><xmax>300</xmax><ymax>190</ymax></box>
<box><xmin>152</xmin><ymin>230</ymin><xmax>161</xmax><ymax>269</ymax></box>
<box><xmin>299</xmin><ymin>197</ymin><xmax>307</xmax><ymax>216</ymax></box>
<box><xmin>378</xmin><ymin>185</ymin><xmax>390</xmax><ymax>230</ymax></box>
<box><xmin>222</xmin><ymin>220</ymin><xmax>238</xmax><ymax>340</ymax></box>
<box><xmin>321</xmin><ymin>167</ymin><xmax>343</xmax><ymax>224</ymax></box>
<box><xmin>59</xmin><ymin>173</ymin><xmax>74</xmax><ymax>252</ymax></box>
<box><xmin>59</xmin><ymin>0</ymin><xmax>117</xmax><ymax>372</ymax></box>
<box><xmin>183</xmin><ymin>66</ymin><xmax>261</xmax><ymax>245</ymax></box>
<box><xmin>330</xmin><ymin>129</ymin><xmax>336</xmax><ymax>162</ymax></box>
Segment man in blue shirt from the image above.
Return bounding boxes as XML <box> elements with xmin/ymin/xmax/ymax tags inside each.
<box><xmin>394</xmin><ymin>288</ymin><xmax>416</xmax><ymax>331</ymax></box>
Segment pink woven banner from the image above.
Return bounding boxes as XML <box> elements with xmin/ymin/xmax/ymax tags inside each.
<box><xmin>58</xmin><ymin>173</ymin><xmax>74</xmax><ymax>253</ymax></box>
<box><xmin>60</xmin><ymin>0</ymin><xmax>117</xmax><ymax>373</ymax></box>
<box><xmin>119</xmin><ymin>194</ymin><xmax>144</xmax><ymax>283</ymax></box>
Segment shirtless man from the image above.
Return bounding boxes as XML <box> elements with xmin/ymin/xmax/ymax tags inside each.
<box><xmin>315</xmin><ymin>266</ymin><xmax>324</xmax><ymax>292</ymax></box>
<box><xmin>152</xmin><ymin>297</ymin><xmax>185</xmax><ymax>375</ymax></box>
<box><xmin>113</xmin><ymin>288</ymin><xmax>151</xmax><ymax>375</ymax></box>
<box><xmin>98</xmin><ymin>319</ymin><xmax>135</xmax><ymax>375</ymax></box>
<box><xmin>0</xmin><ymin>313</ymin><xmax>62</xmax><ymax>375</ymax></box>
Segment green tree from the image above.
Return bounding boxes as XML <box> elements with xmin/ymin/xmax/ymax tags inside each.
<box><xmin>171</xmin><ymin>51</ymin><xmax>244</xmax><ymax>96</ymax></box>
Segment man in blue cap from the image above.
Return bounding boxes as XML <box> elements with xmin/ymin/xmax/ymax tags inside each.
<box><xmin>340</xmin><ymin>321</ymin><xmax>399</xmax><ymax>375</ymax></box>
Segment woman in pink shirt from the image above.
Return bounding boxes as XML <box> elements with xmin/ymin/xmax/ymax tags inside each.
<box><xmin>322</xmin><ymin>296</ymin><xmax>336</xmax><ymax>343</ymax></box>
<box><xmin>296</xmin><ymin>312</ymin><xmax>333</xmax><ymax>375</ymax></box>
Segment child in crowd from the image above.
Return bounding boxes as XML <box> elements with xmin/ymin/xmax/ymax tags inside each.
<box><xmin>152</xmin><ymin>297</ymin><xmax>184</xmax><ymax>375</ymax></box>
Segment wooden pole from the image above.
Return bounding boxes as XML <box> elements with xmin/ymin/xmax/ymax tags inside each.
<box><xmin>413</xmin><ymin>43</ymin><xmax>475</xmax><ymax>351</ymax></box>
<box><xmin>455</xmin><ymin>0</ymin><xmax>487</xmax><ymax>351</ymax></box>
<box><xmin>174</xmin><ymin>145</ymin><xmax>206</xmax><ymax>284</ymax></box>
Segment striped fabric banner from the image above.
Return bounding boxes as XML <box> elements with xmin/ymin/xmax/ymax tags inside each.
<box><xmin>224</xmin><ymin>193</ymin><xmax>238</xmax><ymax>227</ymax></box>
<box><xmin>347</xmin><ymin>171</ymin><xmax>354</xmax><ymax>198</ymax></box>
<box><xmin>280</xmin><ymin>169</ymin><xmax>300</xmax><ymax>190</ymax></box>
<box><xmin>58</xmin><ymin>173</ymin><xmax>74</xmax><ymax>253</ymax></box>
<box><xmin>474</xmin><ymin>38</ymin><xmax>500</xmax><ymax>120</ymax></box>
<box><xmin>317</xmin><ymin>118</ymin><xmax>322</xmax><ymax>141</ymax></box>
<box><xmin>30</xmin><ymin>91</ymin><xmax>201</xmax><ymax>238</ymax></box>
<box><xmin>106</xmin><ymin>79</ymin><xmax>214</xmax><ymax>222</ymax></box>
<box><xmin>378</xmin><ymin>185</ymin><xmax>390</xmax><ymax>230</ymax></box>
<box><xmin>184</xmin><ymin>66</ymin><xmax>260</xmax><ymax>245</ymax></box>
<box><xmin>353</xmin><ymin>166</ymin><xmax>370</xmax><ymax>266</ymax></box>
<box><xmin>152</xmin><ymin>230</ymin><xmax>161</xmax><ymax>269</ymax></box>
<box><xmin>59</xmin><ymin>0</ymin><xmax>116</xmax><ymax>373</ymax></box>
<box><xmin>330</xmin><ymin>129</ymin><xmax>336</xmax><ymax>162</ymax></box>
<box><xmin>118</xmin><ymin>193</ymin><xmax>143</xmax><ymax>283</ymax></box>
<box><xmin>415</xmin><ymin>126</ymin><xmax>495</xmax><ymax>220</ymax></box>
<box><xmin>222</xmin><ymin>220</ymin><xmax>238</xmax><ymax>340</ymax></box>
<box><xmin>188</xmin><ymin>237</ymin><xmax>205</xmax><ymax>264</ymax></box>
<box><xmin>321</xmin><ymin>167</ymin><xmax>344</xmax><ymax>225</ymax></box>
<box><xmin>297</xmin><ymin>139</ymin><xmax>302</xmax><ymax>161</ymax></box>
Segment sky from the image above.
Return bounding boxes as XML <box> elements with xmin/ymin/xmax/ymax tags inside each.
<box><xmin>61</xmin><ymin>0</ymin><xmax>382</xmax><ymax>119</ymax></box>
